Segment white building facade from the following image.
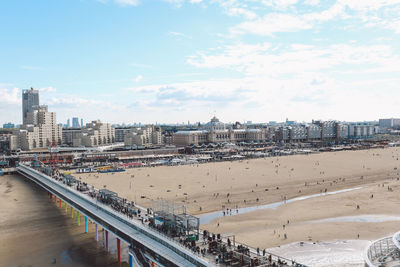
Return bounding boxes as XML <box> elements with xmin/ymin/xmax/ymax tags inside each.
<box><xmin>73</xmin><ymin>120</ymin><xmax>115</xmax><ymax>147</ymax></box>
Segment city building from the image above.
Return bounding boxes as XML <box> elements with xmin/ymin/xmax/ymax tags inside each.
<box><xmin>379</xmin><ymin>118</ymin><xmax>400</xmax><ymax>129</ymax></box>
<box><xmin>335</xmin><ymin>123</ymin><xmax>349</xmax><ymax>139</ymax></box>
<box><xmin>81</xmin><ymin>118</ymin><xmax>84</xmax><ymax>128</ymax></box>
<box><xmin>306</xmin><ymin>124</ymin><xmax>322</xmax><ymax>140</ymax></box>
<box><xmin>124</xmin><ymin>125</ymin><xmax>162</xmax><ymax>147</ymax></box>
<box><xmin>289</xmin><ymin>126</ymin><xmax>307</xmax><ymax>141</ymax></box>
<box><xmin>22</xmin><ymin>88</ymin><xmax>39</xmax><ymax>125</ymax></box>
<box><xmin>2</xmin><ymin>122</ymin><xmax>15</xmax><ymax>129</ymax></box>
<box><xmin>348</xmin><ymin>124</ymin><xmax>374</xmax><ymax>139</ymax></box>
<box><xmin>314</xmin><ymin>121</ymin><xmax>336</xmax><ymax>139</ymax></box>
<box><xmin>163</xmin><ymin>131</ymin><xmax>174</xmax><ymax>145</ymax></box>
<box><xmin>62</xmin><ymin>128</ymin><xmax>82</xmax><ymax>146</ymax></box>
<box><xmin>173</xmin><ymin>117</ymin><xmax>264</xmax><ymax>146</ymax></box>
<box><xmin>275</xmin><ymin>127</ymin><xmax>290</xmax><ymax>142</ymax></box>
<box><xmin>19</xmin><ymin>104</ymin><xmax>62</xmax><ymax>150</ymax></box>
<box><xmin>0</xmin><ymin>134</ymin><xmax>19</xmax><ymax>152</ymax></box>
<box><xmin>72</xmin><ymin>120</ymin><xmax>115</xmax><ymax>147</ymax></box>
<box><xmin>115</xmin><ymin>127</ymin><xmax>131</xmax><ymax>143</ymax></box>
<box><xmin>72</xmin><ymin>117</ymin><xmax>80</xmax><ymax>128</ymax></box>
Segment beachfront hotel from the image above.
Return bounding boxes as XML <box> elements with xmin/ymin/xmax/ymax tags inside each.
<box><xmin>173</xmin><ymin>116</ymin><xmax>266</xmax><ymax>146</ymax></box>
<box><xmin>172</xmin><ymin>116</ymin><xmax>376</xmax><ymax>146</ymax></box>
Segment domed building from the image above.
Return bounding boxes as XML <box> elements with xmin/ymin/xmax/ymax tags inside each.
<box><xmin>173</xmin><ymin>117</ymin><xmax>265</xmax><ymax>146</ymax></box>
<box><xmin>201</xmin><ymin>116</ymin><xmax>226</xmax><ymax>132</ymax></box>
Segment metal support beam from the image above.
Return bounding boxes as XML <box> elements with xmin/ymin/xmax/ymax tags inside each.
<box><xmin>129</xmin><ymin>247</ymin><xmax>147</xmax><ymax>267</ymax></box>
<box><xmin>95</xmin><ymin>223</ymin><xmax>98</xmax><ymax>241</ymax></box>
<box><xmin>117</xmin><ymin>238</ymin><xmax>121</xmax><ymax>263</ymax></box>
<box><xmin>105</xmin><ymin>230</ymin><xmax>109</xmax><ymax>251</ymax></box>
<box><xmin>85</xmin><ymin>216</ymin><xmax>88</xmax><ymax>233</ymax></box>
<box><xmin>129</xmin><ymin>251</ymin><xmax>134</xmax><ymax>267</ymax></box>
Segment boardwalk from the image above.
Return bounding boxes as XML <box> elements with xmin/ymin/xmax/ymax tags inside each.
<box><xmin>17</xmin><ymin>164</ymin><xmax>212</xmax><ymax>267</ymax></box>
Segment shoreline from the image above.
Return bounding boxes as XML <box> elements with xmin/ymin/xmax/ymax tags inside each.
<box><xmin>3</xmin><ymin>146</ymin><xmax>399</xmax><ymax>266</ymax></box>
<box><xmin>77</xmin><ymin>146</ymin><xmax>400</xmax><ymax>255</ymax></box>
<box><xmin>198</xmin><ymin>186</ymin><xmax>363</xmax><ymax>224</ymax></box>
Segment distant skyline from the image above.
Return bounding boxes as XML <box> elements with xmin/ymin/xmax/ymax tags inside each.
<box><xmin>1</xmin><ymin>0</ymin><xmax>400</xmax><ymax>125</ymax></box>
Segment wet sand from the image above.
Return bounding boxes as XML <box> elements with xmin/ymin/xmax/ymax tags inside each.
<box><xmin>0</xmin><ymin>174</ymin><xmax>127</xmax><ymax>267</ymax></box>
<box><xmin>202</xmin><ymin>181</ymin><xmax>400</xmax><ymax>249</ymax></box>
<box><xmin>77</xmin><ymin>147</ymin><xmax>400</xmax><ymax>251</ymax></box>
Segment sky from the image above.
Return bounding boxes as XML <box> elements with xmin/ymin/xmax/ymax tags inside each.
<box><xmin>1</xmin><ymin>0</ymin><xmax>400</xmax><ymax>125</ymax></box>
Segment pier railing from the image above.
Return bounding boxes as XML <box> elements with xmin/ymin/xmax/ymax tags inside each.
<box><xmin>17</xmin><ymin>164</ymin><xmax>212</xmax><ymax>267</ymax></box>
<box><xmin>364</xmin><ymin>236</ymin><xmax>400</xmax><ymax>267</ymax></box>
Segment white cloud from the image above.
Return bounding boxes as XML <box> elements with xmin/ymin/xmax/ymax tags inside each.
<box><xmin>188</xmin><ymin>42</ymin><xmax>400</xmax><ymax>77</ymax></box>
<box><xmin>48</xmin><ymin>95</ymin><xmax>115</xmax><ymax>108</ymax></box>
<box><xmin>262</xmin><ymin>0</ymin><xmax>299</xmax><ymax>9</ymax></box>
<box><xmin>225</xmin><ymin>7</ymin><xmax>257</xmax><ymax>19</ymax></box>
<box><xmin>231</xmin><ymin>13</ymin><xmax>312</xmax><ymax>36</ymax></box>
<box><xmin>39</xmin><ymin>86</ymin><xmax>56</xmax><ymax>93</ymax></box>
<box><xmin>162</xmin><ymin>0</ymin><xmax>203</xmax><ymax>7</ymax></box>
<box><xmin>168</xmin><ymin>31</ymin><xmax>192</xmax><ymax>39</ymax></box>
<box><xmin>338</xmin><ymin>0</ymin><xmax>400</xmax><ymax>11</ymax></box>
<box><xmin>372</xmin><ymin>18</ymin><xmax>400</xmax><ymax>34</ymax></box>
<box><xmin>134</xmin><ymin>75</ymin><xmax>143</xmax><ymax>82</ymax></box>
<box><xmin>303</xmin><ymin>0</ymin><xmax>319</xmax><ymax>6</ymax></box>
<box><xmin>0</xmin><ymin>87</ymin><xmax>21</xmax><ymax>124</ymax></box>
<box><xmin>0</xmin><ymin>88</ymin><xmax>20</xmax><ymax>105</ymax></box>
<box><xmin>229</xmin><ymin>0</ymin><xmax>400</xmax><ymax>36</ymax></box>
<box><xmin>124</xmin><ymin>69</ymin><xmax>400</xmax><ymax>122</ymax></box>
<box><xmin>164</xmin><ymin>41</ymin><xmax>400</xmax><ymax>122</ymax></box>
<box><xmin>114</xmin><ymin>0</ymin><xmax>140</xmax><ymax>6</ymax></box>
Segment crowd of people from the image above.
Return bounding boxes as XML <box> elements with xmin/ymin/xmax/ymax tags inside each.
<box><xmin>32</xmin><ymin>161</ymin><xmax>301</xmax><ymax>267</ymax></box>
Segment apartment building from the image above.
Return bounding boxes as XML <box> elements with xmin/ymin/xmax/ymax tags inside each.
<box><xmin>73</xmin><ymin>120</ymin><xmax>115</xmax><ymax>147</ymax></box>
<box><xmin>124</xmin><ymin>125</ymin><xmax>162</xmax><ymax>147</ymax></box>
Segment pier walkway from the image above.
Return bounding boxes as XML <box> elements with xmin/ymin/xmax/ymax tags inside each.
<box><xmin>17</xmin><ymin>164</ymin><xmax>213</xmax><ymax>267</ymax></box>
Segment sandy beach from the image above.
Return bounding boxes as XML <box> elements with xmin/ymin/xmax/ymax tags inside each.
<box><xmin>0</xmin><ymin>174</ymin><xmax>127</xmax><ymax>267</ymax></box>
<box><xmin>77</xmin><ymin>147</ymin><xmax>400</xmax><ymax>253</ymax></box>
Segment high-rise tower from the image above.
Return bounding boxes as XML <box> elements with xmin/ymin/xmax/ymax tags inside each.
<box><xmin>22</xmin><ymin>87</ymin><xmax>39</xmax><ymax>124</ymax></box>
<box><xmin>72</xmin><ymin>117</ymin><xmax>79</xmax><ymax>128</ymax></box>
<box><xmin>19</xmin><ymin>88</ymin><xmax>63</xmax><ymax>150</ymax></box>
